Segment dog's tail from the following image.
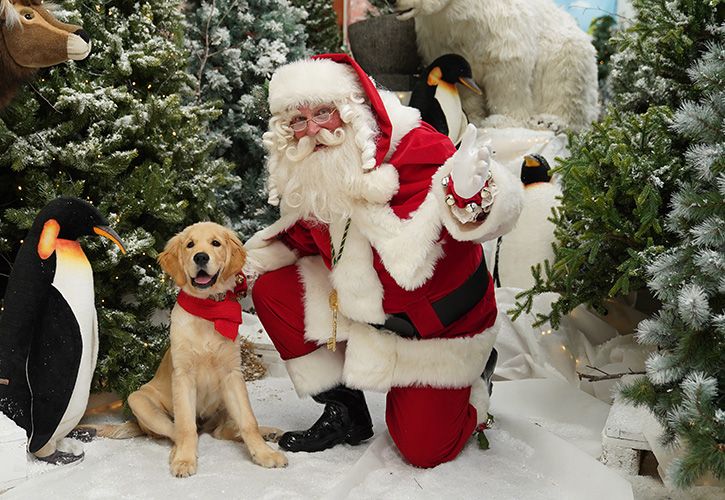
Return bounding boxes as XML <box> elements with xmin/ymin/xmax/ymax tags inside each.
<box><xmin>78</xmin><ymin>422</ymin><xmax>144</xmax><ymax>439</ymax></box>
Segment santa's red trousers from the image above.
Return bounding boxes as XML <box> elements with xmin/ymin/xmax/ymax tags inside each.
<box><xmin>253</xmin><ymin>265</ymin><xmax>478</xmax><ymax>468</ymax></box>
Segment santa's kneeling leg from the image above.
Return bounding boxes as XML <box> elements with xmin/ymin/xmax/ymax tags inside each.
<box><xmin>252</xmin><ymin>265</ymin><xmax>374</xmax><ymax>453</ymax></box>
<box><xmin>252</xmin><ymin>265</ymin><xmax>496</xmax><ymax>468</ymax></box>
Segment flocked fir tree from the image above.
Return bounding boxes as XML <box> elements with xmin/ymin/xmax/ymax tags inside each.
<box><xmin>620</xmin><ymin>37</ymin><xmax>724</xmax><ymax>488</ymax></box>
<box><xmin>588</xmin><ymin>15</ymin><xmax>616</xmax><ymax>102</ymax></box>
<box><xmin>184</xmin><ymin>0</ymin><xmax>305</xmax><ymax>227</ymax></box>
<box><xmin>511</xmin><ymin>0</ymin><xmax>723</xmax><ymax>329</ymax></box>
<box><xmin>290</xmin><ymin>0</ymin><xmax>342</xmax><ymax>54</ymax></box>
<box><xmin>184</xmin><ymin>1</ymin><xmax>309</xmax><ymax>238</ymax></box>
<box><xmin>0</xmin><ymin>0</ymin><xmax>240</xmax><ymax>399</ymax></box>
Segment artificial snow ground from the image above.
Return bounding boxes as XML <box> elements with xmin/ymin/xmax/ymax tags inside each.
<box><xmin>7</xmin><ymin>377</ymin><xmax>718</xmax><ymax>500</ymax></box>
<box><xmin>4</xmin><ymin>305</ymin><xmax>723</xmax><ymax>499</ymax></box>
<box><xmin>6</xmin><ymin>376</ymin><xmax>634</xmax><ymax>500</ymax></box>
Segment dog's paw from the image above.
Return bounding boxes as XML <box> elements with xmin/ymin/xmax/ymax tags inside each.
<box><xmin>169</xmin><ymin>446</ymin><xmax>198</xmax><ymax>477</ymax></box>
<box><xmin>170</xmin><ymin>458</ymin><xmax>198</xmax><ymax>477</ymax></box>
<box><xmin>259</xmin><ymin>426</ymin><xmax>284</xmax><ymax>443</ymax></box>
<box><xmin>251</xmin><ymin>447</ymin><xmax>288</xmax><ymax>468</ymax></box>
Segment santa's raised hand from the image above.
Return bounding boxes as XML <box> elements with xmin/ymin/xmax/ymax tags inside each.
<box><xmin>448</xmin><ymin>124</ymin><xmax>491</xmax><ymax>199</ymax></box>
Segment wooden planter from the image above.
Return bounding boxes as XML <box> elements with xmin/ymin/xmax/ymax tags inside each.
<box><xmin>348</xmin><ymin>14</ymin><xmax>421</xmax><ymax>90</ymax></box>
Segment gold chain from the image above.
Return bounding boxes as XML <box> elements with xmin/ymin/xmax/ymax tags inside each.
<box><xmin>327</xmin><ymin>218</ymin><xmax>351</xmax><ymax>351</ymax></box>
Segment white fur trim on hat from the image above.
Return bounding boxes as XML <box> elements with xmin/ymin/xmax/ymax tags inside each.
<box><xmin>269</xmin><ymin>58</ymin><xmax>364</xmax><ymax>115</ymax></box>
<box><xmin>378</xmin><ymin>91</ymin><xmax>421</xmax><ymax>162</ymax></box>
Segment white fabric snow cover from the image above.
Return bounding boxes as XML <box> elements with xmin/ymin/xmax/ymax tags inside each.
<box><xmin>492</xmin><ymin>287</ymin><xmax>654</xmax><ymax>402</ymax></box>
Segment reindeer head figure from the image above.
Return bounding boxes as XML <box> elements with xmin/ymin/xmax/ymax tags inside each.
<box><xmin>0</xmin><ymin>0</ymin><xmax>91</xmax><ymax>108</ymax></box>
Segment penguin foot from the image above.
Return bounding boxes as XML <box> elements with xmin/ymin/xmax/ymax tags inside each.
<box><xmin>67</xmin><ymin>427</ymin><xmax>97</xmax><ymax>442</ymax></box>
<box><xmin>35</xmin><ymin>449</ymin><xmax>85</xmax><ymax>466</ymax></box>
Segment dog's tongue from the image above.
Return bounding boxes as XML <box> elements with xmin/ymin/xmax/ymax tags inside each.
<box><xmin>195</xmin><ymin>273</ymin><xmax>212</xmax><ymax>285</ymax></box>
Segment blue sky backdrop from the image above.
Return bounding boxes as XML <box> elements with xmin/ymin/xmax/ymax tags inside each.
<box><xmin>555</xmin><ymin>0</ymin><xmax>619</xmax><ymax>31</ymax></box>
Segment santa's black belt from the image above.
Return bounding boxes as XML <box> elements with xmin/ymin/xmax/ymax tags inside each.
<box><xmin>372</xmin><ymin>259</ymin><xmax>489</xmax><ymax>338</ymax></box>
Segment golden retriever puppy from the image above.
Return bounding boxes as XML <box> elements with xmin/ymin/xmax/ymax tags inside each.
<box><xmin>127</xmin><ymin>222</ymin><xmax>287</xmax><ymax>477</ymax></box>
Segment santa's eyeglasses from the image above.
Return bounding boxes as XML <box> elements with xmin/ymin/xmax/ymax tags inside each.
<box><xmin>288</xmin><ymin>108</ymin><xmax>338</xmax><ymax>132</ymax></box>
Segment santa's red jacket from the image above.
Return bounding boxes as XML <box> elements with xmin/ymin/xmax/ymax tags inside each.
<box><xmin>246</xmin><ymin>90</ymin><xmax>523</xmax><ymax>407</ymax></box>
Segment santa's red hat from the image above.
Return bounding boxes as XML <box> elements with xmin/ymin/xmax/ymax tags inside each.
<box><xmin>267</xmin><ymin>53</ymin><xmax>392</xmax><ymax>168</ymax></box>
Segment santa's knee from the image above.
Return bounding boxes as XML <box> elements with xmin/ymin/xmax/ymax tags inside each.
<box><xmin>251</xmin><ymin>267</ymin><xmax>297</xmax><ymax>318</ymax></box>
<box><xmin>251</xmin><ymin>270</ymin><xmax>277</xmax><ymax>306</ymax></box>
<box><xmin>392</xmin><ymin>432</ymin><xmax>453</xmax><ymax>469</ymax></box>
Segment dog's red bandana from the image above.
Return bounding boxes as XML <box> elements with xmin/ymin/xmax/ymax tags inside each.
<box><xmin>176</xmin><ymin>275</ymin><xmax>247</xmax><ymax>341</ymax></box>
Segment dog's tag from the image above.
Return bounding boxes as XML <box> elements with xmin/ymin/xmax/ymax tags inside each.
<box><xmin>327</xmin><ymin>289</ymin><xmax>338</xmax><ymax>351</ymax></box>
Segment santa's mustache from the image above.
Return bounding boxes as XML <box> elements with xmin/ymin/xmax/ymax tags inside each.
<box><xmin>285</xmin><ymin>127</ymin><xmax>347</xmax><ymax>162</ymax></box>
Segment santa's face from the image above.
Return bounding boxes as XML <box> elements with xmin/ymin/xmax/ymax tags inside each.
<box><xmin>290</xmin><ymin>105</ymin><xmax>344</xmax><ymax>141</ymax></box>
<box><xmin>270</xmin><ymin>105</ymin><xmax>367</xmax><ymax>223</ymax></box>
<box><xmin>282</xmin><ymin>105</ymin><xmax>347</xmax><ymax>163</ymax></box>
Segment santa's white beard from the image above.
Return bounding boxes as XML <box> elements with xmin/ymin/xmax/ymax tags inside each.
<box><xmin>272</xmin><ymin>128</ymin><xmax>367</xmax><ymax>223</ymax></box>
<box><xmin>284</xmin><ymin>127</ymin><xmax>346</xmax><ymax>162</ymax></box>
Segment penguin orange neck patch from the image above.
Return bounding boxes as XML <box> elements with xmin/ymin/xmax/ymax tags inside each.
<box><xmin>427</xmin><ymin>67</ymin><xmax>442</xmax><ymax>86</ymax></box>
<box><xmin>37</xmin><ymin>219</ymin><xmax>60</xmax><ymax>260</ymax></box>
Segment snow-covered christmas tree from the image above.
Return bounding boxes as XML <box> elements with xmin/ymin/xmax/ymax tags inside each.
<box><xmin>290</xmin><ymin>0</ymin><xmax>342</xmax><ymax>53</ymax></box>
<box><xmin>512</xmin><ymin>0</ymin><xmax>723</xmax><ymax>328</ymax></box>
<box><xmin>0</xmin><ymin>0</ymin><xmax>241</xmax><ymax>399</ymax></box>
<box><xmin>620</xmin><ymin>36</ymin><xmax>725</xmax><ymax>488</ymax></box>
<box><xmin>184</xmin><ymin>0</ymin><xmax>310</xmax><ymax>238</ymax></box>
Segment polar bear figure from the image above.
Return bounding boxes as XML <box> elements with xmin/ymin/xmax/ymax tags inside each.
<box><xmin>396</xmin><ymin>0</ymin><xmax>600</xmax><ymax>131</ymax></box>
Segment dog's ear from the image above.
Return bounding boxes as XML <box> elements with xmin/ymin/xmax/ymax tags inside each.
<box><xmin>221</xmin><ymin>228</ymin><xmax>246</xmax><ymax>282</ymax></box>
<box><xmin>158</xmin><ymin>231</ymin><xmax>187</xmax><ymax>287</ymax></box>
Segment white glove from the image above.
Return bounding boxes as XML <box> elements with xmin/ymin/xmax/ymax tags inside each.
<box><xmin>449</xmin><ymin>124</ymin><xmax>491</xmax><ymax>199</ymax></box>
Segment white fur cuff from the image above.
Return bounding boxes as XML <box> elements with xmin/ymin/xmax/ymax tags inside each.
<box><xmin>434</xmin><ymin>159</ymin><xmax>524</xmax><ymax>243</ymax></box>
<box><xmin>285</xmin><ymin>346</ymin><xmax>345</xmax><ymax>397</ymax></box>
<box><xmin>343</xmin><ymin>321</ymin><xmax>499</xmax><ymax>392</ymax></box>
<box><xmin>245</xmin><ymin>240</ymin><xmax>297</xmax><ymax>275</ymax></box>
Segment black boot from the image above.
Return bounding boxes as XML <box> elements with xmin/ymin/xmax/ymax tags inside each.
<box><xmin>482</xmin><ymin>348</ymin><xmax>498</xmax><ymax>396</ymax></box>
<box><xmin>279</xmin><ymin>385</ymin><xmax>373</xmax><ymax>453</ymax></box>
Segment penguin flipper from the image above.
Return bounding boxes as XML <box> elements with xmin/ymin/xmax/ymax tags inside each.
<box><xmin>0</xmin><ymin>264</ymin><xmax>53</xmax><ymax>434</ymax></box>
<box><xmin>452</xmin><ymin>111</ymin><xmax>470</xmax><ymax>147</ymax></box>
<box><xmin>0</xmin><ymin>340</ymin><xmax>32</xmax><ymax>435</ymax></box>
<box><xmin>408</xmin><ymin>80</ymin><xmax>428</xmax><ymax>110</ymax></box>
<box><xmin>27</xmin><ymin>287</ymin><xmax>82</xmax><ymax>453</ymax></box>
<box><xmin>409</xmin><ymin>82</ymin><xmax>450</xmax><ymax>137</ymax></box>
<box><xmin>426</xmin><ymin>99</ymin><xmax>450</xmax><ymax>137</ymax></box>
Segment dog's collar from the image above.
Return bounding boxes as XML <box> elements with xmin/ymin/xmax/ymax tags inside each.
<box><xmin>206</xmin><ymin>274</ymin><xmax>248</xmax><ymax>302</ymax></box>
<box><xmin>176</xmin><ymin>274</ymin><xmax>248</xmax><ymax>341</ymax></box>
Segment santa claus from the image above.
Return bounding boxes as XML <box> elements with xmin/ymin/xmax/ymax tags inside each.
<box><xmin>245</xmin><ymin>54</ymin><xmax>523</xmax><ymax>468</ymax></box>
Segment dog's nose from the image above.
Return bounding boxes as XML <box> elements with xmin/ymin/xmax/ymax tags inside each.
<box><xmin>193</xmin><ymin>252</ymin><xmax>209</xmax><ymax>266</ymax></box>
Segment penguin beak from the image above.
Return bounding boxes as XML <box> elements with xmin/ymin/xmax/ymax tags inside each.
<box><xmin>523</xmin><ymin>155</ymin><xmax>541</xmax><ymax>168</ymax></box>
<box><xmin>458</xmin><ymin>76</ymin><xmax>482</xmax><ymax>95</ymax></box>
<box><xmin>93</xmin><ymin>226</ymin><xmax>127</xmax><ymax>254</ymax></box>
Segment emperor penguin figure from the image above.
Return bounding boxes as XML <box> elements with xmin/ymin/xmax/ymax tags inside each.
<box><xmin>409</xmin><ymin>53</ymin><xmax>482</xmax><ymax>146</ymax></box>
<box><xmin>492</xmin><ymin>154</ymin><xmax>560</xmax><ymax>289</ymax></box>
<box><xmin>0</xmin><ymin>197</ymin><xmax>126</xmax><ymax>464</ymax></box>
